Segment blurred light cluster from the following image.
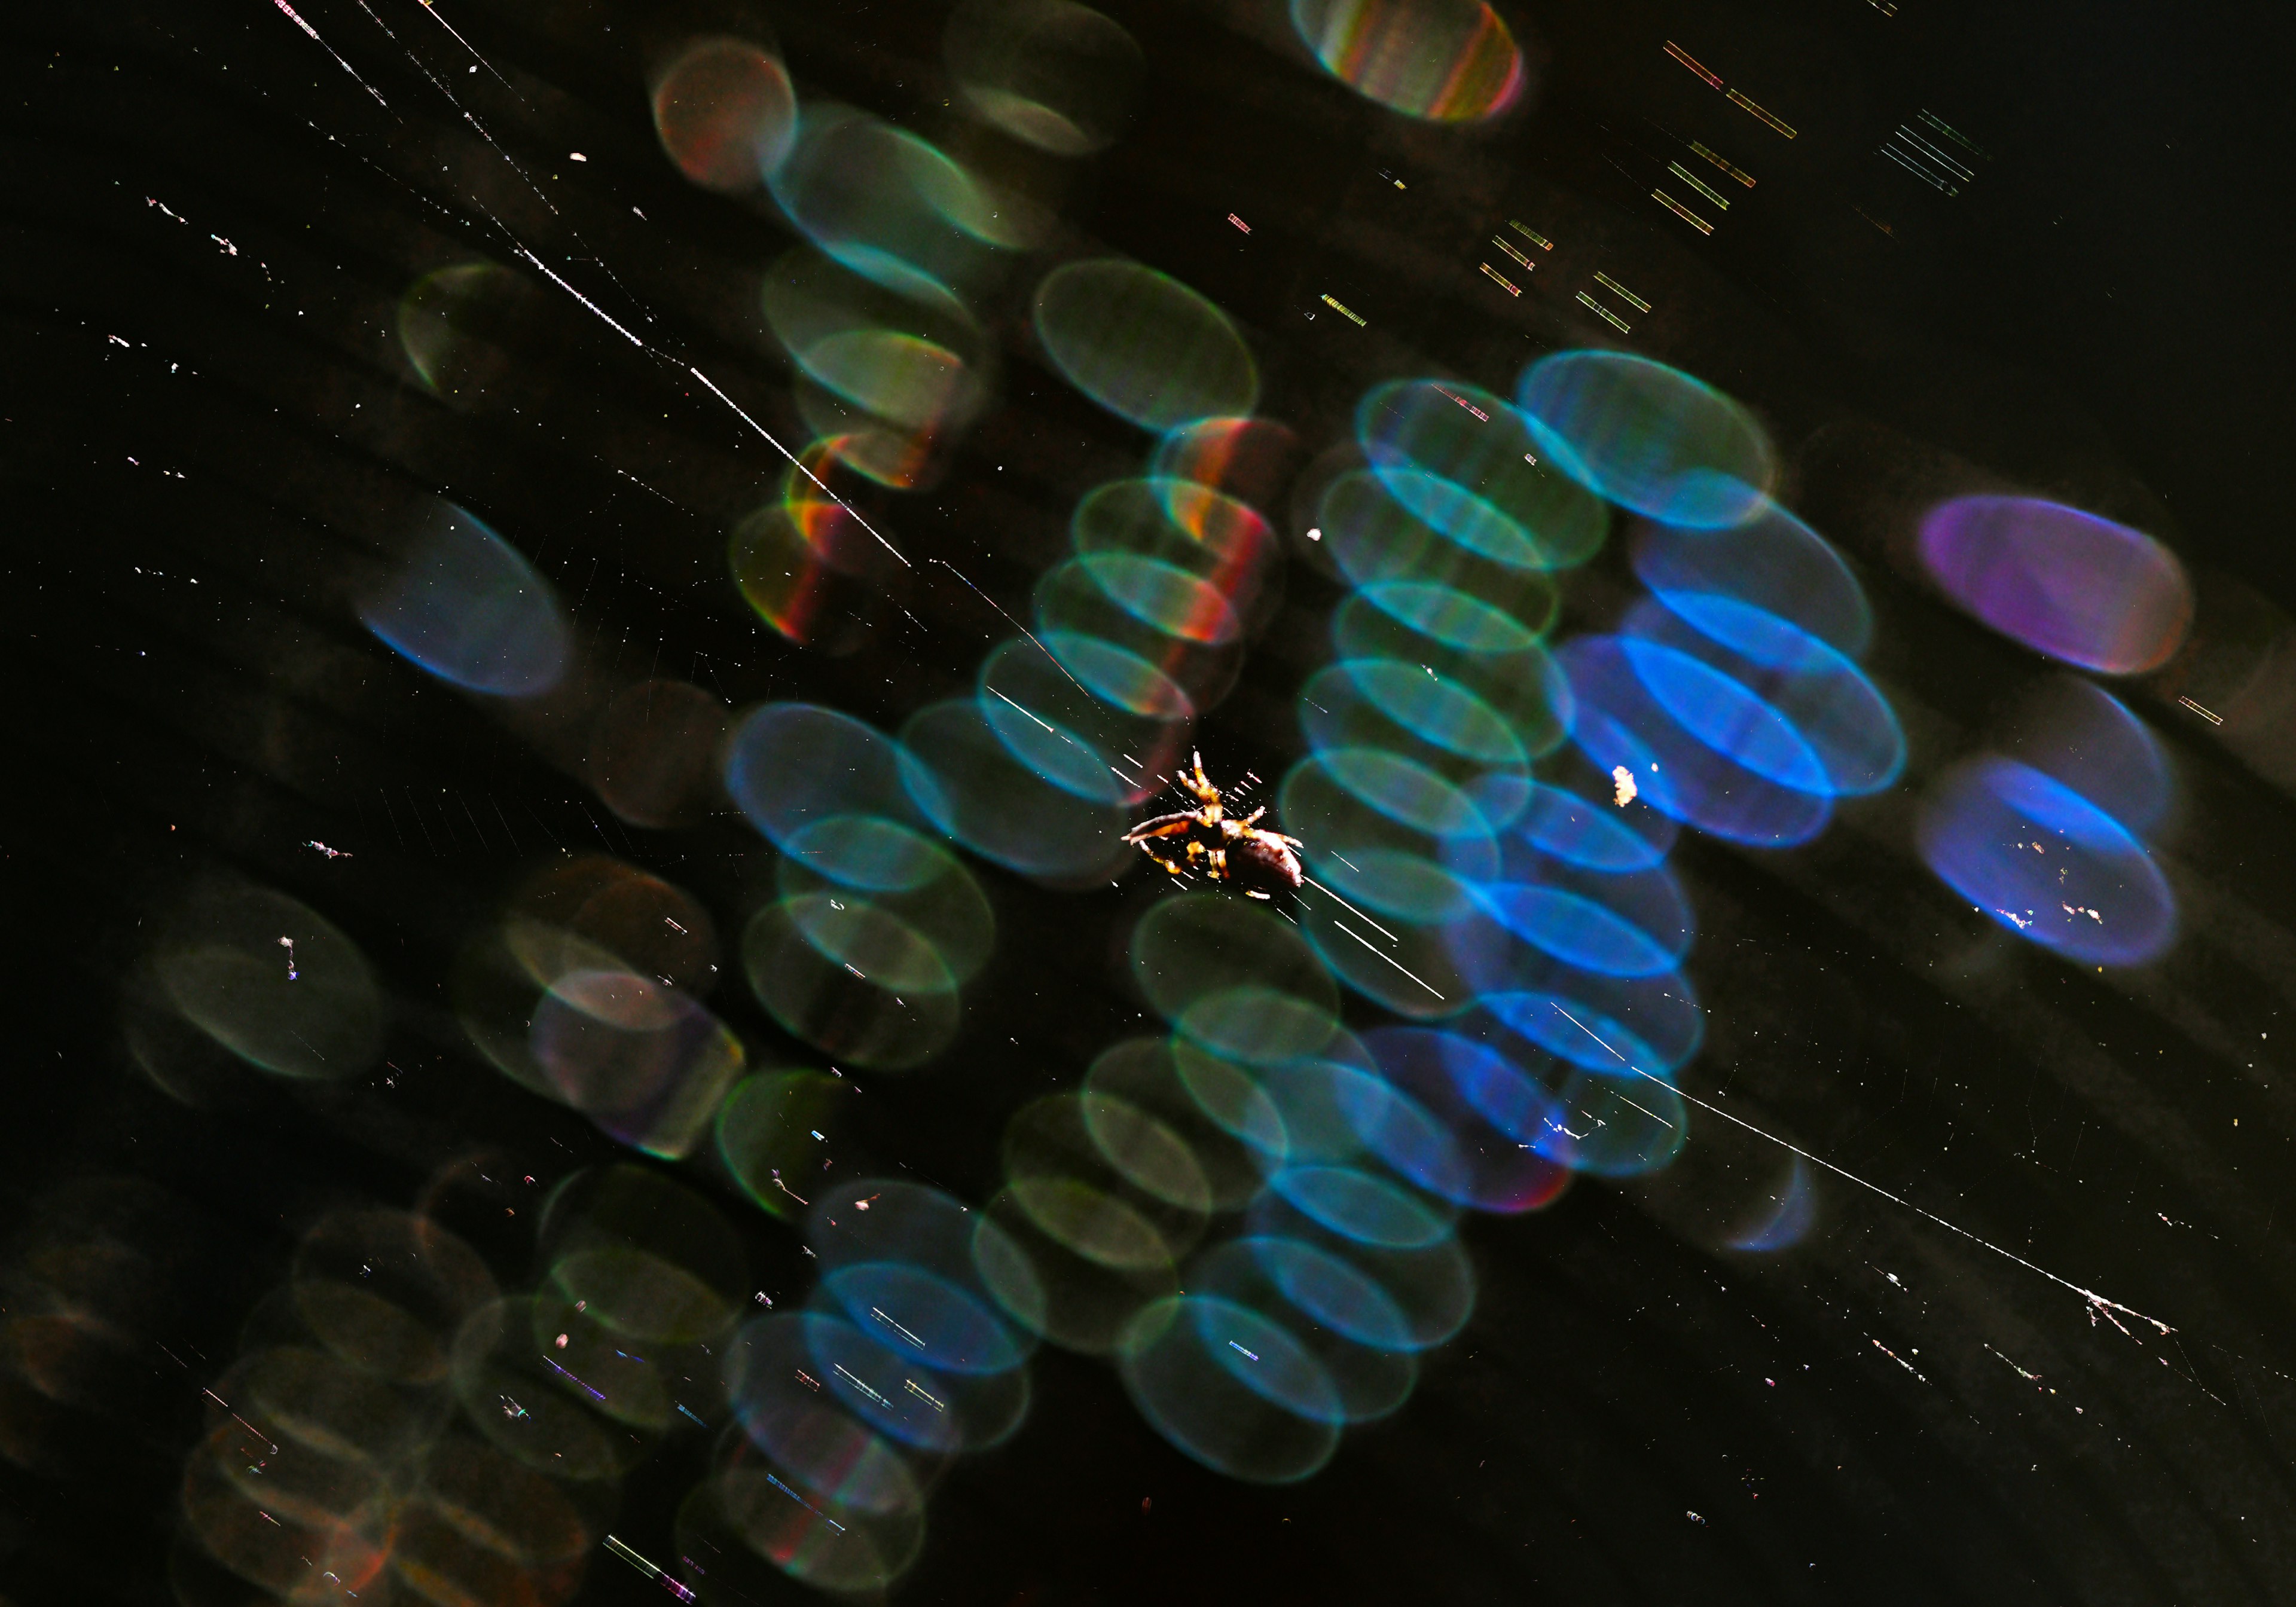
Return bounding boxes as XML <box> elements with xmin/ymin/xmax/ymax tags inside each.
<box><xmin>171</xmin><ymin>1204</ymin><xmax>618</xmax><ymax>1605</ymax></box>
<box><xmin>694</xmin><ymin>1180</ymin><xmax>1037</xmax><ymax>1593</ymax></box>
<box><xmin>1913</xmin><ymin>495</ymin><xmax>2188</xmax><ymax>966</ymax></box>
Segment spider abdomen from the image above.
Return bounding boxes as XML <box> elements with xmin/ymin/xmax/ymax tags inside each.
<box><xmin>1226</xmin><ymin>830</ymin><xmax>1304</xmax><ymax>897</ymax></box>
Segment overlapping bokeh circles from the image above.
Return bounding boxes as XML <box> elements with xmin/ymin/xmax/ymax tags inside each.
<box><xmin>1086</xmin><ymin>1038</ymin><xmax>1288</xmax><ymax>1210</ymax></box>
<box><xmin>975</xmin><ymin>637</ymin><xmax>1180</xmax><ymax>809</ymax></box>
<box><xmin>531</xmin><ymin>971</ymin><xmax>746</xmax><ymax>1156</ymax></box>
<box><xmin>1631</xmin><ymin>513</ymin><xmax>1902</xmax><ymax>793</ymax></box>
<box><xmin>700</xmin><ymin>1181</ymin><xmax>1035</xmax><ymax>1596</ymax></box>
<box><xmin>1515</xmin><ymin>350</ymin><xmax>1775</xmax><ymax>529</ymax></box>
<box><xmin>1358</xmin><ymin>380</ymin><xmax>1608</xmax><ymax>576</ymax></box>
<box><xmin>1116</xmin><ymin>1294</ymin><xmax>1343</xmax><ymax>1481</ymax></box>
<box><xmin>1287</xmin><ymin>366</ymin><xmax>1715</xmax><ymax>1181</ymax></box>
<box><xmin>960</xmin><ymin>910</ymin><xmax>1334</xmax><ymax>1370</ymax></box>
<box><xmin>1918</xmin><ymin>494</ymin><xmax>2193</xmax><ymax>674</ymax></box>
<box><xmin>1280</xmin><ymin>380</ymin><xmax>1596</xmax><ymax>1019</ymax></box>
<box><xmin>945</xmin><ymin>0</ymin><xmax>1145</xmax><ymax>155</ymax></box>
<box><xmin>445</xmin><ymin>1166</ymin><xmax>737</xmax><ymax>1500</ymax></box>
<box><xmin>1277</xmin><ymin>754</ymin><xmax>1491</xmax><ymax>1016</ymax></box>
<box><xmin>1462</xmin><ymin>794</ymin><xmax>1694</xmax><ymax>979</ymax></box>
<box><xmin>587</xmin><ymin>677</ymin><xmax>729</xmax><ymax>829</ymax></box>
<box><xmin>1034</xmin><ymin>552</ymin><xmax>1245</xmax><ymax>720</ymax></box>
<box><xmin>1918</xmin><ymin>662</ymin><xmax>2178</xmax><ymax>965</ymax></box>
<box><xmin>390</xmin><ymin>1436</ymin><xmax>591</xmax><ymax>1607</ymax></box>
<box><xmin>182</xmin><ymin>1211</ymin><xmax>603</xmax><ymax>1606</ymax></box>
<box><xmin>1074</xmin><ymin>475</ymin><xmax>1285</xmax><ymax>636</ymax></box>
<box><xmin>813</xmin><ymin>1181</ymin><xmax>1039</xmax><ymax>1375</ymax></box>
<box><xmin>651</xmin><ymin>36</ymin><xmax>798</xmax><ymax>192</ymax></box>
<box><xmin>1083</xmin><ymin>1037</ymin><xmax>1497</xmax><ymax>1478</ymax></box>
<box><xmin>1288</xmin><ymin>0</ymin><xmax>1529</xmax><ymax>122</ymax></box>
<box><xmin>451</xmin><ymin>1294</ymin><xmax>654</xmax><ymax>1483</ymax></box>
<box><xmin>1558</xmin><ymin>503</ymin><xmax>1904</xmax><ymax>849</ymax></box>
<box><xmin>983</xmin><ymin>1093</ymin><xmax>1196</xmax><ymax>1354</ymax></box>
<box><xmin>359</xmin><ymin>500</ymin><xmax>570</xmax><ymax>698</ymax></box>
<box><xmin>1033</xmin><ymin>260</ymin><xmax>1260</xmax><ymax>433</ymax></box>
<box><xmin>717</xmin><ymin>1312</ymin><xmax>930</xmax><ymax>1593</ymax></box>
<box><xmin>1089</xmin><ymin>900</ymin><xmax>1504</xmax><ymax>1478</ymax></box>
<box><xmin>1152</xmin><ymin>414</ymin><xmax>1302</xmax><ymax>511</ymax></box>
<box><xmin>291</xmin><ymin>1211</ymin><xmax>498</xmax><ymax>1389</ymax></box>
<box><xmin>907</xmin><ymin>423</ymin><xmax>1287</xmax><ymax>888</ymax></box>
<box><xmin>1134</xmin><ymin>894</ymin><xmax>1340</xmax><ymax>1066</ymax></box>
<box><xmin>900</xmin><ymin>693</ymin><xmax>1136</xmax><ymax>885</ymax></box>
<box><xmin>772</xmin><ymin>104</ymin><xmax>1039</xmax><ymax>304</ymax></box>
<box><xmin>728</xmin><ymin>704</ymin><xmax>994</xmax><ymax>1067</ymax></box>
<box><xmin>1315</xmin><ymin>468</ymin><xmax>1563</xmax><ymax>631</ymax></box>
<box><xmin>1636</xmin><ymin>502</ymin><xmax>1874</xmax><ymax>661</ymax></box>
<box><xmin>1457</xmin><ymin>994</ymin><xmax>1690</xmax><ymax>1175</ymax></box>
<box><xmin>1357</xmin><ymin>1028</ymin><xmax>1574</xmax><ymax>1210</ymax></box>
<box><xmin>457</xmin><ymin>856</ymin><xmax>738</xmax><ymax>1159</ymax></box>
<box><xmin>761</xmin><ymin>249</ymin><xmax>996</xmax><ymax>490</ymax></box>
<box><xmin>1557</xmin><ymin>634</ymin><xmax>1830</xmax><ymax>848</ymax></box>
<box><xmin>539</xmin><ymin>1166</ymin><xmax>745</xmax><ymax>1350</ymax></box>
<box><xmin>729</xmin><ymin>437</ymin><xmax>912</xmax><ymax>649</ymax></box>
<box><xmin>787</xmin><ymin>1183</ymin><xmax>1033</xmax><ymax>1455</ymax></box>
<box><xmin>1178</xmin><ymin>1238</ymin><xmax>1418</xmax><ymax>1426</ymax></box>
<box><xmin>154</xmin><ymin>881</ymin><xmax>382</xmax><ymax>1083</ymax></box>
<box><xmin>1244</xmin><ymin>1186</ymin><xmax>1477</xmax><ymax>1349</ymax></box>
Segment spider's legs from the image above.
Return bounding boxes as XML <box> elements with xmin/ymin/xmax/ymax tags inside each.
<box><xmin>1178</xmin><ymin>750</ymin><xmax>1221</xmax><ymax>806</ymax></box>
<box><xmin>1123</xmin><ymin>813</ymin><xmax>1198</xmax><ymax>844</ymax></box>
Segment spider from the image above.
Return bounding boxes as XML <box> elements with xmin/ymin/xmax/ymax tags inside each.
<box><xmin>1123</xmin><ymin>752</ymin><xmax>1304</xmax><ymax>900</ymax></box>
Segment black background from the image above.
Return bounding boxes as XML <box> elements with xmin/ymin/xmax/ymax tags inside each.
<box><xmin>7</xmin><ymin>0</ymin><xmax>2296</xmax><ymax>1601</ymax></box>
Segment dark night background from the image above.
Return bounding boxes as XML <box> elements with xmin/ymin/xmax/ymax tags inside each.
<box><xmin>6</xmin><ymin>0</ymin><xmax>2296</xmax><ymax>1602</ymax></box>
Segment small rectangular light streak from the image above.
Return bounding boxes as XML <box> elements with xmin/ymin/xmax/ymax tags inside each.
<box><xmin>1726</xmin><ymin>88</ymin><xmax>1797</xmax><ymax>138</ymax></box>
<box><xmin>1575</xmin><ymin>291</ymin><xmax>1632</xmax><ymax>333</ymax></box>
<box><xmin>1593</xmin><ymin>272</ymin><xmax>1652</xmax><ymax>312</ymax></box>
<box><xmin>1651</xmin><ymin>190</ymin><xmax>1714</xmax><ymax>234</ymax></box>
<box><xmin>1664</xmin><ymin>41</ymin><xmax>1724</xmax><ymax>90</ymax></box>
<box><xmin>1666</xmin><ymin>161</ymin><xmax>1730</xmax><ymax>210</ymax></box>
<box><xmin>1690</xmin><ymin>141</ymin><xmax>1756</xmax><ymax>186</ymax></box>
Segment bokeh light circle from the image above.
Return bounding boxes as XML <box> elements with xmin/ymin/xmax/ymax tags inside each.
<box><xmin>1034</xmin><ymin>260</ymin><xmax>1259</xmax><ymax>432</ymax></box>
<box><xmin>1918</xmin><ymin>494</ymin><xmax>2192</xmax><ymax>674</ymax></box>
<box><xmin>946</xmin><ymin>0</ymin><xmax>1145</xmax><ymax>155</ymax></box>
<box><xmin>652</xmin><ymin>37</ymin><xmax>798</xmax><ymax>190</ymax></box>
<box><xmin>1515</xmin><ymin>351</ymin><xmax>1774</xmax><ymax>528</ymax></box>
<box><xmin>1289</xmin><ymin>0</ymin><xmax>1528</xmax><ymax>122</ymax></box>
<box><xmin>359</xmin><ymin>502</ymin><xmax>569</xmax><ymax>697</ymax></box>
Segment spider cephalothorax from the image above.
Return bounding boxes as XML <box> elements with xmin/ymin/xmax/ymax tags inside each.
<box><xmin>1122</xmin><ymin>752</ymin><xmax>1305</xmax><ymax>900</ymax></box>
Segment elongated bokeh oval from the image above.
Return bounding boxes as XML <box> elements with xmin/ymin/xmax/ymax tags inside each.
<box><xmin>1515</xmin><ymin>352</ymin><xmax>1773</xmax><ymax>528</ymax></box>
<box><xmin>1290</xmin><ymin>0</ymin><xmax>1528</xmax><ymax>122</ymax></box>
<box><xmin>1917</xmin><ymin>495</ymin><xmax>2192</xmax><ymax>674</ymax></box>
<box><xmin>359</xmin><ymin>502</ymin><xmax>569</xmax><ymax>696</ymax></box>
<box><xmin>1034</xmin><ymin>261</ymin><xmax>1258</xmax><ymax>432</ymax></box>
